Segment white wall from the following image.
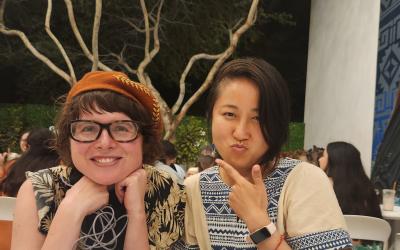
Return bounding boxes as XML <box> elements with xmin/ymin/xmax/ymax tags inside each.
<box><xmin>304</xmin><ymin>0</ymin><xmax>380</xmax><ymax>176</ymax></box>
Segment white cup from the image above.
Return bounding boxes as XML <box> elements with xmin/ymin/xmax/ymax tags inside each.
<box><xmin>382</xmin><ymin>189</ymin><xmax>396</xmax><ymax>211</ymax></box>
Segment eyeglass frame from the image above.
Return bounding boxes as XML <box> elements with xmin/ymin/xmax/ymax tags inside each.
<box><xmin>69</xmin><ymin>119</ymin><xmax>140</xmax><ymax>143</ymax></box>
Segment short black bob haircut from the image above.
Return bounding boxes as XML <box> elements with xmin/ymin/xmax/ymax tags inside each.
<box><xmin>206</xmin><ymin>57</ymin><xmax>290</xmax><ymax>167</ymax></box>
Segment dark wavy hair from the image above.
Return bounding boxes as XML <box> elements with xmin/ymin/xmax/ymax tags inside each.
<box><xmin>160</xmin><ymin>140</ymin><xmax>178</xmax><ymax>164</ymax></box>
<box><xmin>206</xmin><ymin>57</ymin><xmax>290</xmax><ymax>168</ymax></box>
<box><xmin>55</xmin><ymin>90</ymin><xmax>162</xmax><ymax>167</ymax></box>
<box><xmin>0</xmin><ymin>128</ymin><xmax>60</xmax><ymax>197</ymax></box>
<box><xmin>326</xmin><ymin>141</ymin><xmax>382</xmax><ymax>218</ymax></box>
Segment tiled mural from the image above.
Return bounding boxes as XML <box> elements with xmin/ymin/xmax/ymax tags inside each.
<box><xmin>373</xmin><ymin>0</ymin><xmax>400</xmax><ymax>161</ymax></box>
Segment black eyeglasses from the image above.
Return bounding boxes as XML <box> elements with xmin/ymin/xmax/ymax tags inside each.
<box><xmin>69</xmin><ymin>120</ymin><xmax>139</xmax><ymax>143</ymax></box>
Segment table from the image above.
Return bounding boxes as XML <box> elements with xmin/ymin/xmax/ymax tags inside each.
<box><xmin>381</xmin><ymin>205</ymin><xmax>400</xmax><ymax>249</ymax></box>
<box><xmin>381</xmin><ymin>205</ymin><xmax>400</xmax><ymax>220</ymax></box>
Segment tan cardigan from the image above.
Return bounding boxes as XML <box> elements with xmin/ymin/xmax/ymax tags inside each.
<box><xmin>182</xmin><ymin>161</ymin><xmax>347</xmax><ymax>249</ymax></box>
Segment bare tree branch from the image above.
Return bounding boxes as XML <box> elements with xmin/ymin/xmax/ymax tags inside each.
<box><xmin>64</xmin><ymin>0</ymin><xmax>112</xmax><ymax>72</ymax></box>
<box><xmin>171</xmin><ymin>53</ymin><xmax>223</xmax><ymax>114</ymax></box>
<box><xmin>0</xmin><ymin>0</ymin><xmax>72</xmax><ymax>84</ymax></box>
<box><xmin>171</xmin><ymin>0</ymin><xmax>260</xmax><ymax>133</ymax></box>
<box><xmin>103</xmin><ymin>10</ymin><xmax>156</xmax><ymax>33</ymax></box>
<box><xmin>143</xmin><ymin>72</ymin><xmax>173</xmax><ymax>133</ymax></box>
<box><xmin>45</xmin><ymin>0</ymin><xmax>76</xmax><ymax>83</ymax></box>
<box><xmin>109</xmin><ymin>46</ymin><xmax>137</xmax><ymax>74</ymax></box>
<box><xmin>148</xmin><ymin>0</ymin><xmax>163</xmax><ymax>64</ymax></box>
<box><xmin>119</xmin><ymin>17</ymin><xmax>148</xmax><ymax>33</ymax></box>
<box><xmin>0</xmin><ymin>29</ymin><xmax>73</xmax><ymax>84</ymax></box>
<box><xmin>0</xmin><ymin>0</ymin><xmax>6</xmax><ymax>30</ymax></box>
<box><xmin>1</xmin><ymin>0</ymin><xmax>260</xmax><ymax>140</ymax></box>
<box><xmin>148</xmin><ymin>0</ymin><xmax>160</xmax><ymax>18</ymax></box>
<box><xmin>64</xmin><ymin>0</ymin><xmax>91</xmax><ymax>63</ymax></box>
<box><xmin>144</xmin><ymin>72</ymin><xmax>170</xmax><ymax>115</ymax></box>
<box><xmin>136</xmin><ymin>0</ymin><xmax>164</xmax><ymax>85</ymax></box>
<box><xmin>141</xmin><ymin>0</ymin><xmax>150</xmax><ymax>62</ymax></box>
<box><xmin>231</xmin><ymin>17</ymin><xmax>245</xmax><ymax>32</ymax></box>
<box><xmin>91</xmin><ymin>0</ymin><xmax>102</xmax><ymax>71</ymax></box>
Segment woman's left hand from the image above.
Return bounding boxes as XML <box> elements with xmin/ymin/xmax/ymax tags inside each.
<box><xmin>115</xmin><ymin>168</ymin><xmax>147</xmax><ymax>215</ymax></box>
<box><xmin>217</xmin><ymin>159</ymin><xmax>270</xmax><ymax>232</ymax></box>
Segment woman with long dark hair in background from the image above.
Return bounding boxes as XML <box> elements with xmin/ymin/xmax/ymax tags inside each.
<box><xmin>319</xmin><ymin>141</ymin><xmax>382</xmax><ymax>218</ymax></box>
<box><xmin>0</xmin><ymin>128</ymin><xmax>60</xmax><ymax>197</ymax></box>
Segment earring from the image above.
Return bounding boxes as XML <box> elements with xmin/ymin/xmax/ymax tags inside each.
<box><xmin>211</xmin><ymin>144</ymin><xmax>217</xmax><ymax>158</ymax></box>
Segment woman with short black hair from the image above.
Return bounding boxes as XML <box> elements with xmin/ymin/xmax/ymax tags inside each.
<box><xmin>178</xmin><ymin>58</ymin><xmax>352</xmax><ymax>249</ymax></box>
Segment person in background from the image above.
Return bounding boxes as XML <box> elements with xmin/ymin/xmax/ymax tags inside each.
<box><xmin>197</xmin><ymin>155</ymin><xmax>215</xmax><ymax>172</ymax></box>
<box><xmin>177</xmin><ymin>58</ymin><xmax>352</xmax><ymax>249</ymax></box>
<box><xmin>12</xmin><ymin>71</ymin><xmax>185</xmax><ymax>250</ymax></box>
<box><xmin>0</xmin><ymin>151</ymin><xmax>19</xmax><ymax>181</ymax></box>
<box><xmin>305</xmin><ymin>145</ymin><xmax>324</xmax><ymax>167</ymax></box>
<box><xmin>155</xmin><ymin>140</ymin><xmax>186</xmax><ymax>184</ymax></box>
<box><xmin>199</xmin><ymin>144</ymin><xmax>215</xmax><ymax>158</ymax></box>
<box><xmin>19</xmin><ymin>131</ymin><xmax>30</xmax><ymax>153</ymax></box>
<box><xmin>0</xmin><ymin>128</ymin><xmax>60</xmax><ymax>197</ymax></box>
<box><xmin>0</xmin><ymin>130</ymin><xmax>29</xmax><ymax>180</ymax></box>
<box><xmin>185</xmin><ymin>144</ymin><xmax>215</xmax><ymax>177</ymax></box>
<box><xmin>0</xmin><ymin>128</ymin><xmax>59</xmax><ymax>250</ymax></box>
<box><xmin>319</xmin><ymin>141</ymin><xmax>382</xmax><ymax>218</ymax></box>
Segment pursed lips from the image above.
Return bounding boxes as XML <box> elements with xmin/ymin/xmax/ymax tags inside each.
<box><xmin>230</xmin><ymin>143</ymin><xmax>248</xmax><ymax>152</ymax></box>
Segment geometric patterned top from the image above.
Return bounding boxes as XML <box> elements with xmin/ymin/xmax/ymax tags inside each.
<box><xmin>199</xmin><ymin>158</ymin><xmax>352</xmax><ymax>250</ymax></box>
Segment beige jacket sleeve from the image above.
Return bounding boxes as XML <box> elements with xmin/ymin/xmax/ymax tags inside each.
<box><xmin>181</xmin><ymin>161</ymin><xmax>348</xmax><ymax>249</ymax></box>
<box><xmin>182</xmin><ymin>173</ymin><xmax>211</xmax><ymax>250</ymax></box>
<box><xmin>276</xmin><ymin>161</ymin><xmax>347</xmax><ymax>237</ymax></box>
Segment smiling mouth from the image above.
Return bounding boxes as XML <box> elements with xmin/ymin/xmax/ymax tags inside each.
<box><xmin>91</xmin><ymin>157</ymin><xmax>121</xmax><ymax>165</ymax></box>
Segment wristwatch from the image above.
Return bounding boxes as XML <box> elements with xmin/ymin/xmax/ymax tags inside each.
<box><xmin>247</xmin><ymin>222</ymin><xmax>276</xmax><ymax>244</ymax></box>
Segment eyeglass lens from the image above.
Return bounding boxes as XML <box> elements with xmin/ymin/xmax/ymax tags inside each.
<box><xmin>70</xmin><ymin>120</ymin><xmax>138</xmax><ymax>142</ymax></box>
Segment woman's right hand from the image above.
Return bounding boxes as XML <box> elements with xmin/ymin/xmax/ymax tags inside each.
<box><xmin>217</xmin><ymin>159</ymin><xmax>270</xmax><ymax>232</ymax></box>
<box><xmin>62</xmin><ymin>176</ymin><xmax>109</xmax><ymax>216</ymax></box>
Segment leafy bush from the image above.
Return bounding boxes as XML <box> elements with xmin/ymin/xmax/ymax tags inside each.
<box><xmin>283</xmin><ymin>122</ymin><xmax>305</xmax><ymax>151</ymax></box>
<box><xmin>175</xmin><ymin>116</ymin><xmax>210</xmax><ymax>169</ymax></box>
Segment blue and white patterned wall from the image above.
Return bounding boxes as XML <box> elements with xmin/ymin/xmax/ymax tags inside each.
<box><xmin>373</xmin><ymin>0</ymin><xmax>400</xmax><ymax>161</ymax></box>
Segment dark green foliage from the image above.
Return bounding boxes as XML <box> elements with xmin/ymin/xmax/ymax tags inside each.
<box><xmin>0</xmin><ymin>104</ymin><xmax>58</xmax><ymax>152</ymax></box>
<box><xmin>174</xmin><ymin>116</ymin><xmax>209</xmax><ymax>168</ymax></box>
<box><xmin>283</xmin><ymin>122</ymin><xmax>304</xmax><ymax>151</ymax></box>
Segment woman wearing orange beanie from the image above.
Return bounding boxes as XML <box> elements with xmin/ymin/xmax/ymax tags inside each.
<box><xmin>12</xmin><ymin>71</ymin><xmax>185</xmax><ymax>250</ymax></box>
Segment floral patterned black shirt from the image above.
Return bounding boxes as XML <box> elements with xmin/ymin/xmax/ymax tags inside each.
<box><xmin>26</xmin><ymin>164</ymin><xmax>185</xmax><ymax>249</ymax></box>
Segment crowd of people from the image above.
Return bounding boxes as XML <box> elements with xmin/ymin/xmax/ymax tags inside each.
<box><xmin>0</xmin><ymin>57</ymin><xmax>384</xmax><ymax>249</ymax></box>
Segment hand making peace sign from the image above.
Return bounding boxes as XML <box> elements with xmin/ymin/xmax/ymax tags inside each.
<box><xmin>216</xmin><ymin>159</ymin><xmax>271</xmax><ymax>232</ymax></box>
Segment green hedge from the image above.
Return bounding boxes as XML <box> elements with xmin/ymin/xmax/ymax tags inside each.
<box><xmin>175</xmin><ymin>116</ymin><xmax>210</xmax><ymax>168</ymax></box>
<box><xmin>284</xmin><ymin>122</ymin><xmax>305</xmax><ymax>151</ymax></box>
<box><xmin>0</xmin><ymin>104</ymin><xmax>304</xmax><ymax>166</ymax></box>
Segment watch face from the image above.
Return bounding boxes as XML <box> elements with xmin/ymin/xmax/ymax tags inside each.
<box><xmin>250</xmin><ymin>227</ymin><xmax>271</xmax><ymax>244</ymax></box>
